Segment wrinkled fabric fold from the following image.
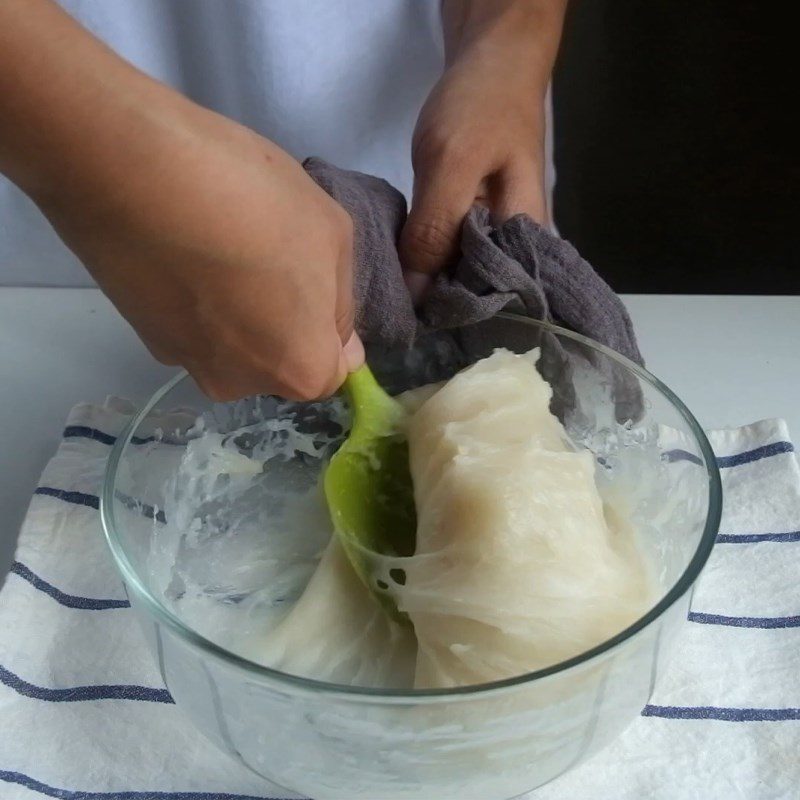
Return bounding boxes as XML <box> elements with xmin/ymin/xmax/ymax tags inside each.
<box><xmin>304</xmin><ymin>157</ymin><xmax>643</xmax><ymax>421</ymax></box>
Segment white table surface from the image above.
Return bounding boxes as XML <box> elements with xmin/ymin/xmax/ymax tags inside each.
<box><xmin>1</xmin><ymin>288</ymin><xmax>798</xmax><ymax>581</ymax></box>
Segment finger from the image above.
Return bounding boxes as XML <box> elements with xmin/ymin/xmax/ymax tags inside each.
<box><xmin>272</xmin><ymin>329</ymin><xmax>349</xmax><ymax>401</ymax></box>
<box><xmin>341</xmin><ymin>330</ymin><xmax>365</xmax><ymax>373</ymax></box>
<box><xmin>313</xmin><ymin>327</ymin><xmax>350</xmax><ymax>399</ymax></box>
<box><xmin>399</xmin><ymin>157</ymin><xmax>481</xmax><ymax>300</ymax></box>
<box><xmin>280</xmin><ymin>328</ymin><xmax>361</xmax><ymax>400</ymax></box>
<box><xmin>490</xmin><ymin>159</ymin><xmax>548</xmax><ymax>226</ymax></box>
<box><xmin>332</xmin><ymin>212</ymin><xmax>364</xmax><ymax>376</ymax></box>
<box><xmin>333</xmin><ymin>208</ymin><xmax>357</xmax><ymax>345</ymax></box>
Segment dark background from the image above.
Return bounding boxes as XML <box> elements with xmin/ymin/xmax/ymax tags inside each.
<box><xmin>552</xmin><ymin>1</ymin><xmax>797</xmax><ymax>293</ymax></box>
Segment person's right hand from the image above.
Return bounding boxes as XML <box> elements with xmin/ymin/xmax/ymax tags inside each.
<box><xmin>36</xmin><ymin>99</ymin><xmax>364</xmax><ymax>402</ymax></box>
<box><xmin>0</xmin><ymin>0</ymin><xmax>363</xmax><ymax>402</ymax></box>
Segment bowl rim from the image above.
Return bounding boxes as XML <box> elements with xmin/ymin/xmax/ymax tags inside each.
<box><xmin>101</xmin><ymin>312</ymin><xmax>722</xmax><ymax>702</ymax></box>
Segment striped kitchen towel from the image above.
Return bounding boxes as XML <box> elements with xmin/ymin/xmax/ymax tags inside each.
<box><xmin>1</xmin><ymin>400</ymin><xmax>798</xmax><ymax>800</ymax></box>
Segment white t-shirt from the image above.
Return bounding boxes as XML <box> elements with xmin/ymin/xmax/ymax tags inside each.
<box><xmin>0</xmin><ymin>0</ymin><xmax>554</xmax><ymax>287</ymax></box>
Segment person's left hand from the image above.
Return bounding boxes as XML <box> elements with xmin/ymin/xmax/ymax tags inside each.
<box><xmin>399</xmin><ymin>10</ymin><xmax>558</xmax><ymax>301</ymax></box>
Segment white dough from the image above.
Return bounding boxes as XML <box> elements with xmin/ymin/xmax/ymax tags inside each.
<box><xmin>395</xmin><ymin>349</ymin><xmax>653</xmax><ymax>689</ymax></box>
<box><xmin>259</xmin><ymin>536</ymin><xmax>417</xmax><ymax>689</ymax></box>
<box><xmin>259</xmin><ymin>348</ymin><xmax>652</xmax><ymax>690</ymax></box>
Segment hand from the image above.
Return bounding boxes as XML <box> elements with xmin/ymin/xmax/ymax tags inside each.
<box><xmin>37</xmin><ymin>98</ymin><xmax>364</xmax><ymax>402</ymax></box>
<box><xmin>0</xmin><ymin>0</ymin><xmax>363</xmax><ymax>402</ymax></box>
<box><xmin>399</xmin><ymin>1</ymin><xmax>565</xmax><ymax>300</ymax></box>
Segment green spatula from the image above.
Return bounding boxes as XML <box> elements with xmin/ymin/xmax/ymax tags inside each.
<box><xmin>324</xmin><ymin>365</ymin><xmax>416</xmax><ymax>619</ymax></box>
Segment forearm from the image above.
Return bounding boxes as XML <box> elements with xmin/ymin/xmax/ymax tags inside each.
<box><xmin>441</xmin><ymin>0</ymin><xmax>567</xmax><ymax>94</ymax></box>
<box><xmin>0</xmin><ymin>0</ymin><xmax>359</xmax><ymax>400</ymax></box>
<box><xmin>0</xmin><ymin>0</ymin><xmax>188</xmax><ymax>203</ymax></box>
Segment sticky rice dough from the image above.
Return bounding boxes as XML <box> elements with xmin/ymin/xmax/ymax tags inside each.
<box><xmin>395</xmin><ymin>348</ymin><xmax>652</xmax><ymax>688</ymax></box>
<box><xmin>260</xmin><ymin>348</ymin><xmax>653</xmax><ymax>690</ymax></box>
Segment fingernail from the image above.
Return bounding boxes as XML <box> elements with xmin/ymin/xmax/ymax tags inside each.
<box><xmin>404</xmin><ymin>270</ymin><xmax>432</xmax><ymax>305</ymax></box>
<box><xmin>343</xmin><ymin>332</ymin><xmax>365</xmax><ymax>373</ymax></box>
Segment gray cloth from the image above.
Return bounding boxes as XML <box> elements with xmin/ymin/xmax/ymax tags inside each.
<box><xmin>305</xmin><ymin>157</ymin><xmax>643</xmax><ymax>422</ymax></box>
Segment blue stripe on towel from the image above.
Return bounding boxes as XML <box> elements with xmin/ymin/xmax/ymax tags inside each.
<box><xmin>664</xmin><ymin>441</ymin><xmax>794</xmax><ymax>469</ymax></box>
<box><xmin>688</xmin><ymin>611</ymin><xmax>800</xmax><ymax>628</ymax></box>
<box><xmin>65</xmin><ymin>425</ymin><xmax>795</xmax><ymax>468</ymax></box>
<box><xmin>643</xmin><ymin>704</ymin><xmax>800</xmax><ymax>721</ymax></box>
<box><xmin>663</xmin><ymin>449</ymin><xmax>704</xmax><ymax>466</ymax></box>
<box><xmin>9</xmin><ymin>562</ymin><xmax>130</xmax><ymax>610</ymax></box>
<box><xmin>716</xmin><ymin>441</ymin><xmax>795</xmax><ymax>468</ymax></box>
<box><xmin>63</xmin><ymin>425</ymin><xmax>121</xmax><ymax>446</ymax></box>
<box><xmin>34</xmin><ymin>487</ymin><xmax>166</xmax><ymax>525</ymax></box>
<box><xmin>717</xmin><ymin>530</ymin><xmax>800</xmax><ymax>544</ymax></box>
<box><xmin>34</xmin><ymin>487</ymin><xmax>99</xmax><ymax>511</ymax></box>
<box><xmin>0</xmin><ymin>771</ymin><xmax>284</xmax><ymax>800</ymax></box>
<box><xmin>0</xmin><ymin>664</ymin><xmax>173</xmax><ymax>704</ymax></box>
<box><xmin>63</xmin><ymin>425</ymin><xmax>185</xmax><ymax>447</ymax></box>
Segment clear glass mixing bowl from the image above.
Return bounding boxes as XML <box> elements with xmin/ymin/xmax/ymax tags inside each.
<box><xmin>101</xmin><ymin>313</ymin><xmax>721</xmax><ymax>800</ymax></box>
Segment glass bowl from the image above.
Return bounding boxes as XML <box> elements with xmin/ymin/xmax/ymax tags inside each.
<box><xmin>101</xmin><ymin>313</ymin><xmax>721</xmax><ymax>800</ymax></box>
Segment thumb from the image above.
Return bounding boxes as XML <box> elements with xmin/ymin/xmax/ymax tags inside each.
<box><xmin>339</xmin><ymin>330</ymin><xmax>365</xmax><ymax>375</ymax></box>
<box><xmin>399</xmin><ymin>159</ymin><xmax>477</xmax><ymax>302</ymax></box>
<box><xmin>334</xmin><ymin>226</ymin><xmax>364</xmax><ymax>377</ymax></box>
